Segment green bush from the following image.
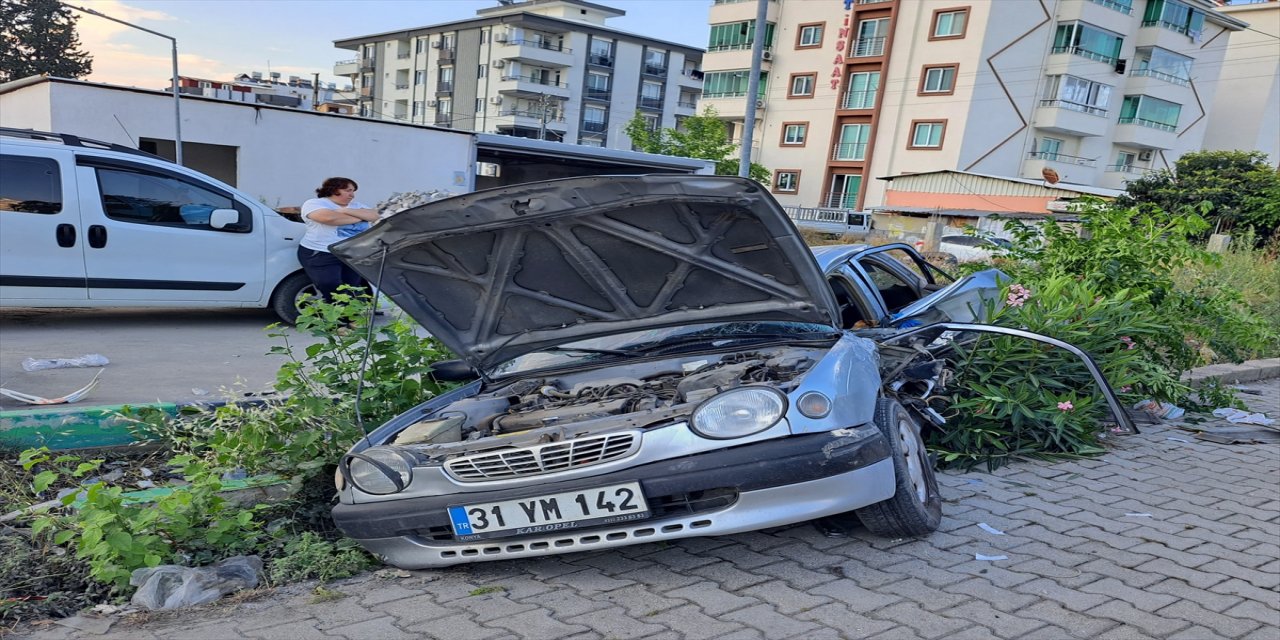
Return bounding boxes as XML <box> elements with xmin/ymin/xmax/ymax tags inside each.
<box><xmin>267</xmin><ymin>532</ymin><xmax>374</xmax><ymax>585</ymax></box>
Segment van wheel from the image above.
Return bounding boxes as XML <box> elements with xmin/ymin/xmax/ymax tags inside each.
<box><xmin>270</xmin><ymin>272</ymin><xmax>315</xmax><ymax>324</ymax></box>
<box><xmin>854</xmin><ymin>398</ymin><xmax>942</xmax><ymax>537</ymax></box>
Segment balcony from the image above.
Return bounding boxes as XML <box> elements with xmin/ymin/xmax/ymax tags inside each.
<box><xmin>822</xmin><ymin>192</ymin><xmax>860</xmax><ymax>209</ymax></box>
<box><xmin>1050</xmin><ymin>45</ymin><xmax>1117</xmax><ymax>66</ymax></box>
<box><xmin>1033</xmin><ymin>99</ymin><xmax>1110</xmax><ymax>136</ymax></box>
<box><xmin>841</xmin><ymin>89</ymin><xmax>877</xmax><ymax>110</ymax></box>
<box><xmin>504</xmin><ymin>38</ymin><xmax>573</xmax><ymax>66</ymax></box>
<box><xmin>1023</xmin><ymin>152</ymin><xmax>1098</xmax><ymax>185</ymax></box>
<box><xmin>677</xmin><ymin>99</ymin><xmax>698</xmax><ymax>109</ymax></box>
<box><xmin>1113</xmin><ymin>119</ymin><xmax>1177</xmax><ymax>149</ymax></box>
<box><xmin>1028</xmin><ymin>151</ymin><xmax>1096</xmax><ymax>166</ymax></box>
<box><xmin>709</xmin><ymin>0</ymin><xmax>779</xmax><ymax>24</ymax></box>
<box><xmin>1100</xmin><ymin>163</ymin><xmax>1154</xmax><ymax>189</ymax></box>
<box><xmin>852</xmin><ymin>37</ymin><xmax>885</xmax><ymax>58</ymax></box>
<box><xmin>1129</xmin><ymin>68</ymin><xmax>1189</xmax><ymax>87</ymax></box>
<box><xmin>397</xmin><ymin>52</ymin><xmax>411</xmax><ymax>60</ymax></box>
<box><xmin>333</xmin><ymin>58</ymin><xmax>359</xmax><ymax>76</ymax></box>
<box><xmin>394</xmin><ymin>83</ymin><xmax>409</xmax><ymax>91</ymax></box>
<box><xmin>359</xmin><ymin>86</ymin><xmax>373</xmax><ymax>97</ymax></box>
<box><xmin>498</xmin><ymin>74</ymin><xmax>571</xmax><ymax>98</ymax></box>
<box><xmin>360</xmin><ymin>57</ymin><xmax>376</xmax><ymax>71</ymax></box>
<box><xmin>434</xmin><ymin>114</ymin><xmax>453</xmax><ymax>126</ymax></box>
<box><xmin>588</xmin><ymin>53</ymin><xmax>613</xmax><ymax>67</ymax></box>
<box><xmin>438</xmin><ymin>48</ymin><xmax>456</xmax><ymax>62</ymax></box>
<box><xmin>643</xmin><ymin>64</ymin><xmax>669</xmax><ymax>77</ymax></box>
<box><xmin>831</xmin><ymin>143</ymin><xmax>868</xmax><ymax>162</ymax></box>
<box><xmin>1087</xmin><ymin>0</ymin><xmax>1133</xmax><ymax>15</ymax></box>
<box><xmin>436</xmin><ymin>81</ymin><xmax>454</xmax><ymax>94</ymax></box>
<box><xmin>639</xmin><ymin>96</ymin><xmax>665</xmax><ymax>110</ymax></box>
<box><xmin>584</xmin><ymin>88</ymin><xmax>612</xmax><ymax>102</ymax></box>
<box><xmin>581</xmin><ymin>121</ymin><xmax>607</xmax><ymax>133</ymax></box>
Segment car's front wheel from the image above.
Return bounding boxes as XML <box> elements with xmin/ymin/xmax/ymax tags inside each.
<box><xmin>854</xmin><ymin>398</ymin><xmax>942</xmax><ymax>537</ymax></box>
<box><xmin>269</xmin><ymin>272</ymin><xmax>316</xmax><ymax>324</ymax></box>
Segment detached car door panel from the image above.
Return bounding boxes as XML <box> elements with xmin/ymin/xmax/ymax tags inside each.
<box><xmin>75</xmin><ymin>157</ymin><xmax>266</xmax><ymax>302</ymax></box>
<box><xmin>0</xmin><ymin>150</ymin><xmax>88</xmax><ymax>301</ymax></box>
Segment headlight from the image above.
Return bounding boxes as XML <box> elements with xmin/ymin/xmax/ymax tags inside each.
<box><xmin>345</xmin><ymin>446</ymin><xmax>413</xmax><ymax>495</ymax></box>
<box><xmin>691</xmin><ymin>387</ymin><xmax>786</xmax><ymax>439</ymax></box>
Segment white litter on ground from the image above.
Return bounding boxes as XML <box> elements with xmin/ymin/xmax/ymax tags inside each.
<box><xmin>1124</xmin><ymin>513</ymin><xmax>1154</xmax><ymax>517</ymax></box>
<box><xmin>975</xmin><ymin>554</ymin><xmax>1008</xmax><ymax>561</ymax></box>
<box><xmin>977</xmin><ymin>523</ymin><xmax>1006</xmax><ymax>535</ymax></box>
<box><xmin>1212</xmin><ymin>407</ymin><xmax>1276</xmax><ymax>426</ymax></box>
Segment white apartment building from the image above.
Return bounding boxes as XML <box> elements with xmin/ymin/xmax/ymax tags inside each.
<box><xmin>1203</xmin><ymin>0</ymin><xmax>1279</xmax><ymax>165</ymax></box>
<box><xmin>703</xmin><ymin>0</ymin><xmax>1249</xmax><ymax>212</ymax></box>
<box><xmin>332</xmin><ymin>0</ymin><xmax>704</xmax><ymax>149</ymax></box>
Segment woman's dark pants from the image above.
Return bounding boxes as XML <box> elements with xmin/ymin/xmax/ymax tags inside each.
<box><xmin>297</xmin><ymin>246</ymin><xmax>367</xmax><ymax>303</ymax></box>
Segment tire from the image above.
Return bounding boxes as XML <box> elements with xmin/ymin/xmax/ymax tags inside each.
<box><xmin>854</xmin><ymin>398</ymin><xmax>942</xmax><ymax>537</ymax></box>
<box><xmin>269</xmin><ymin>272</ymin><xmax>316</xmax><ymax>324</ymax></box>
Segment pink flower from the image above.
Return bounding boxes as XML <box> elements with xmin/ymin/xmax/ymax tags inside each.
<box><xmin>1120</xmin><ymin>385</ymin><xmax>1132</xmax><ymax>393</ymax></box>
<box><xmin>1057</xmin><ymin>401</ymin><xmax>1075</xmax><ymax>411</ymax></box>
<box><xmin>1119</xmin><ymin>336</ymin><xmax>1137</xmax><ymax>350</ymax></box>
<box><xmin>1006</xmin><ymin>284</ymin><xmax>1032</xmax><ymax>308</ymax></box>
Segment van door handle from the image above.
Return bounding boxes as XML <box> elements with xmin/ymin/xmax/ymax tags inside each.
<box><xmin>88</xmin><ymin>225</ymin><xmax>107</xmax><ymax>248</ymax></box>
<box><xmin>56</xmin><ymin>224</ymin><xmax>77</xmax><ymax>248</ymax></box>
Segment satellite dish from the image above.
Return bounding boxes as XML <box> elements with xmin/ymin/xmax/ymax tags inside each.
<box><xmin>1041</xmin><ymin>167</ymin><xmax>1060</xmax><ymax>184</ymax></box>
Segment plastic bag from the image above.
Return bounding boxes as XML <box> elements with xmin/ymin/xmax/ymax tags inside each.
<box><xmin>21</xmin><ymin>354</ymin><xmax>109</xmax><ymax>371</ymax></box>
<box><xmin>129</xmin><ymin>555</ymin><xmax>262</xmax><ymax>610</ymax></box>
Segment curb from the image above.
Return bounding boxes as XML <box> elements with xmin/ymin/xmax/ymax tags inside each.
<box><xmin>0</xmin><ymin>398</ymin><xmax>275</xmax><ymax>451</ymax></box>
<box><xmin>1181</xmin><ymin>357</ymin><xmax>1280</xmax><ymax>388</ymax></box>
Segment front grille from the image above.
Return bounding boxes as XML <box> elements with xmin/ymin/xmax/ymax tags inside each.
<box><xmin>444</xmin><ymin>431</ymin><xmax>640</xmax><ymax>481</ymax></box>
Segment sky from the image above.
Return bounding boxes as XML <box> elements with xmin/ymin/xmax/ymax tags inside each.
<box><xmin>69</xmin><ymin>0</ymin><xmax>713</xmax><ymax>91</ymax></box>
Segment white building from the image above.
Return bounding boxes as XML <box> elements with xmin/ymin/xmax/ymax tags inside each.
<box><xmin>1203</xmin><ymin>0</ymin><xmax>1280</xmax><ymax>165</ymax></box>
<box><xmin>702</xmin><ymin>0</ymin><xmax>1250</xmax><ymax>212</ymax></box>
<box><xmin>331</xmin><ymin>0</ymin><xmax>704</xmax><ymax>149</ymax></box>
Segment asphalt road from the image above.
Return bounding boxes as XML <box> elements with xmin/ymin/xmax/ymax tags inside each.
<box><xmin>0</xmin><ymin>307</ymin><xmax>324</xmax><ymax>411</ymax></box>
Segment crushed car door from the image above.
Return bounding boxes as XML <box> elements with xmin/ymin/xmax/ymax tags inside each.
<box><xmin>872</xmin><ymin>322</ymin><xmax>1137</xmax><ymax>435</ymax></box>
<box><xmin>848</xmin><ymin>244</ymin><xmax>945</xmax><ymax>323</ymax></box>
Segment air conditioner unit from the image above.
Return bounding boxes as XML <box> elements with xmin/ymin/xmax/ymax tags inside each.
<box><xmin>431</xmin><ymin>40</ymin><xmax>443</xmax><ymax>49</ymax></box>
<box><xmin>426</xmin><ymin>100</ymin><xmax>438</xmax><ymax>107</ymax></box>
<box><xmin>492</xmin><ymin>59</ymin><xmax>506</xmax><ymax>69</ymax></box>
<box><xmin>494</xmin><ymin>33</ymin><xmax>509</xmax><ymax>43</ymax></box>
<box><xmin>489</xmin><ymin>96</ymin><xmax>503</xmax><ymax>105</ymax></box>
<box><xmin>1138</xmin><ymin>150</ymin><xmax>1153</xmax><ymax>161</ymax></box>
<box><xmin>761</xmin><ymin>51</ymin><xmax>773</xmax><ymax>62</ymax></box>
<box><xmin>755</xmin><ymin>99</ymin><xmax>766</xmax><ymax>110</ymax></box>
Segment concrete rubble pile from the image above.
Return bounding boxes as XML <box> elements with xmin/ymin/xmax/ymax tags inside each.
<box><xmin>376</xmin><ymin>190</ymin><xmax>454</xmax><ymax>219</ymax></box>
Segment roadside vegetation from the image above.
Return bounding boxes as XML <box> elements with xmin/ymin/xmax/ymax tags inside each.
<box><xmin>1</xmin><ymin>291</ymin><xmax>454</xmax><ymax>624</ymax></box>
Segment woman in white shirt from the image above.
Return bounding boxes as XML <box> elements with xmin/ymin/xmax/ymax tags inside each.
<box><xmin>298</xmin><ymin>177</ymin><xmax>380</xmax><ymax>304</ymax></box>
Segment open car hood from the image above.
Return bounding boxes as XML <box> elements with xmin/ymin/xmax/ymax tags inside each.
<box><xmin>331</xmin><ymin>175</ymin><xmax>840</xmax><ymax>372</ymax></box>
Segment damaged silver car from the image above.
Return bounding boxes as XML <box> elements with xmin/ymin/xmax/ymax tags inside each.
<box><xmin>328</xmin><ymin>175</ymin><xmax>1132</xmax><ymax>569</ymax></box>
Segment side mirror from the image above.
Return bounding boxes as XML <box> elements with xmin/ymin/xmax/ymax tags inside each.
<box><xmin>429</xmin><ymin>359</ymin><xmax>479</xmax><ymax>382</ymax></box>
<box><xmin>209</xmin><ymin>209</ymin><xmax>240</xmax><ymax>230</ymax></box>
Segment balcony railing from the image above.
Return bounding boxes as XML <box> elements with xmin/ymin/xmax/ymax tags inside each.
<box><xmin>1050</xmin><ymin>46</ymin><xmax>1116</xmax><ymax>65</ymax></box>
<box><xmin>359</xmin><ymin>87</ymin><xmax>373</xmax><ymax>97</ymax></box>
<box><xmin>832</xmin><ymin>143</ymin><xmax>868</xmax><ymax>161</ymax></box>
<box><xmin>434</xmin><ymin>114</ymin><xmax>453</xmax><ymax>125</ymax></box>
<box><xmin>1028</xmin><ymin>151</ymin><xmax>1097</xmax><ymax>166</ymax></box>
<box><xmin>822</xmin><ymin>193</ymin><xmax>860</xmax><ymax>209</ymax></box>
<box><xmin>336</xmin><ymin>58</ymin><xmax>358</xmax><ymax>66</ymax></box>
<box><xmin>394</xmin><ymin>83</ymin><xmax>409</xmax><ymax>90</ymax></box>
<box><xmin>501</xmin><ymin>108</ymin><xmax>563</xmax><ymax>120</ymax></box>
<box><xmin>360</xmin><ymin>58</ymin><xmax>376</xmax><ymax>71</ymax></box>
<box><xmin>510</xmin><ymin>39</ymin><xmax>570</xmax><ymax>53</ymax></box>
<box><xmin>857</xmin><ymin>0</ymin><xmax>893</xmax><ymax>4</ymax></box>
<box><xmin>677</xmin><ymin>100</ymin><xmax>698</xmax><ymax>108</ymax></box>
<box><xmin>1087</xmin><ymin>0</ymin><xmax>1133</xmax><ymax>15</ymax></box>
<box><xmin>1105</xmin><ymin>163</ymin><xmax>1148</xmax><ymax>173</ymax></box>
<box><xmin>585</xmin><ymin>89</ymin><xmax>612</xmax><ymax>101</ymax></box>
<box><xmin>852</xmin><ymin>37</ymin><xmax>885</xmax><ymax>57</ymax></box>
<box><xmin>1118</xmin><ymin>116</ymin><xmax>1176</xmax><ymax>132</ymax></box>
<box><xmin>589</xmin><ymin>54</ymin><xmax>614</xmax><ymax>67</ymax></box>
<box><xmin>397</xmin><ymin>52</ymin><xmax>411</xmax><ymax>59</ymax></box>
<box><xmin>643</xmin><ymin>64</ymin><xmax>669</xmax><ymax>76</ymax></box>
<box><xmin>500</xmin><ymin>75</ymin><xmax>568</xmax><ymax>88</ymax></box>
<box><xmin>438</xmin><ymin>48</ymin><xmax>456</xmax><ymax>61</ymax></box>
<box><xmin>842</xmin><ymin>89</ymin><xmax>877</xmax><ymax>110</ymax></box>
<box><xmin>1142</xmin><ymin>19</ymin><xmax>1190</xmax><ymax>35</ymax></box>
<box><xmin>1039</xmin><ymin>98</ymin><xmax>1109</xmax><ymax>117</ymax></box>
<box><xmin>436</xmin><ymin>81</ymin><xmax>453</xmax><ymax>93</ymax></box>
<box><xmin>1130</xmin><ymin>68</ymin><xmax>1190</xmax><ymax>86</ymax></box>
<box><xmin>582</xmin><ymin>121</ymin><xmax>607</xmax><ymax>133</ymax></box>
<box><xmin>639</xmin><ymin>96</ymin><xmax>665</xmax><ymax>109</ymax></box>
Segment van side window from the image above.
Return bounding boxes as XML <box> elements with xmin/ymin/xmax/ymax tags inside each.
<box><xmin>94</xmin><ymin>167</ymin><xmax>250</xmax><ymax>232</ymax></box>
<box><xmin>0</xmin><ymin>155</ymin><xmax>62</xmax><ymax>214</ymax></box>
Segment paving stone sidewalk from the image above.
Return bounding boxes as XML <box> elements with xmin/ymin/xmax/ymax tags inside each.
<box><xmin>10</xmin><ymin>378</ymin><xmax>1279</xmax><ymax>640</ymax></box>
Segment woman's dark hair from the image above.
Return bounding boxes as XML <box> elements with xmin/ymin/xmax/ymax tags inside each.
<box><xmin>316</xmin><ymin>177</ymin><xmax>358</xmax><ymax>198</ymax></box>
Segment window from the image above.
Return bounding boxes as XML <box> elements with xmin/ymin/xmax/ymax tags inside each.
<box><xmin>590</xmin><ymin>38</ymin><xmax>614</xmax><ymax>66</ymax></box>
<box><xmin>1143</xmin><ymin>0</ymin><xmax>1206</xmax><ymax>39</ymax></box>
<box><xmin>1133</xmin><ymin>46</ymin><xmax>1192</xmax><ymax>85</ymax></box>
<box><xmin>773</xmin><ymin>170</ymin><xmax>800</xmax><ymax>193</ymax></box>
<box><xmin>416</xmin><ymin>39</ymin><xmax>426</xmax><ymax>54</ymax></box>
<box><xmin>437</xmin><ymin>98</ymin><xmax>452</xmax><ymax>117</ymax></box>
<box><xmin>931</xmin><ymin>8</ymin><xmax>968</xmax><ymax>39</ymax></box>
<box><xmin>478</xmin><ymin>64</ymin><xmax>487</xmax><ymax>79</ymax></box>
<box><xmin>797</xmin><ymin>23</ymin><xmax>823</xmax><ymax>48</ymax></box>
<box><xmin>475</xmin><ymin>98</ymin><xmax>484</xmax><ymax>115</ymax></box>
<box><xmin>583</xmin><ymin>105</ymin><xmax>607</xmax><ymax>132</ymax></box>
<box><xmin>828</xmin><ymin>174</ymin><xmax>861</xmax><ymax>209</ymax></box>
<box><xmin>1042</xmin><ymin>75</ymin><xmax>1112</xmax><ymax>116</ymax></box>
<box><xmin>413</xmin><ymin>101</ymin><xmax>424</xmax><ymax>117</ymax></box>
<box><xmin>909</xmin><ymin>121</ymin><xmax>946</xmax><ymax>149</ymax></box>
<box><xmin>781</xmin><ymin>123</ymin><xmax>808</xmax><ymax>146</ymax></box>
<box><xmin>1119</xmin><ymin>95</ymin><xmax>1181</xmax><ymax>131</ymax></box>
<box><xmin>0</xmin><ymin>156</ymin><xmax>61</xmax><ymax>214</ymax></box>
<box><xmin>920</xmin><ymin>64</ymin><xmax>958</xmax><ymax>95</ymax></box>
<box><xmin>789</xmin><ymin>74</ymin><xmax>815</xmax><ymax>98</ymax></box>
<box><xmin>708</xmin><ymin>21</ymin><xmax>776</xmax><ymax>52</ymax></box>
<box><xmin>844</xmin><ymin>71</ymin><xmax>879</xmax><ymax>109</ymax></box>
<box><xmin>1088</xmin><ymin>0</ymin><xmax>1133</xmax><ymax>15</ymax></box>
<box><xmin>703</xmin><ymin>70</ymin><xmax>767</xmax><ymax>98</ymax></box>
<box><xmin>414</xmin><ymin>70</ymin><xmax>425</xmax><ymax>85</ymax></box>
<box><xmin>480</xmin><ymin>30</ymin><xmax>487</xmax><ymax>44</ymax></box>
<box><xmin>854</xmin><ymin>18</ymin><xmax>889</xmax><ymax>57</ymax></box>
<box><xmin>1052</xmin><ymin>22</ymin><xmax>1123</xmax><ymax>64</ymax></box>
<box><xmin>1113</xmin><ymin>150</ymin><xmax>1137</xmax><ymax>170</ymax></box>
<box><xmin>586</xmin><ymin>72</ymin><xmax>611</xmax><ymax>99</ymax></box>
<box><xmin>1036</xmin><ymin>137</ymin><xmax>1063</xmax><ymax>161</ymax></box>
<box><xmin>643</xmin><ymin>49</ymin><xmax>668</xmax><ymax>75</ymax></box>
<box><xmin>95</xmin><ymin>166</ymin><xmax>247</xmax><ymax>232</ymax></box>
<box><xmin>835</xmin><ymin>124</ymin><xmax>870</xmax><ymax>160</ymax></box>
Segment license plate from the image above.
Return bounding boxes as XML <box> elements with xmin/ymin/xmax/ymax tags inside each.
<box><xmin>447</xmin><ymin>482</ymin><xmax>650</xmax><ymax>541</ymax></box>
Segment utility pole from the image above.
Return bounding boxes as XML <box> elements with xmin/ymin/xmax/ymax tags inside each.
<box><xmin>538</xmin><ymin>93</ymin><xmax>551</xmax><ymax>141</ymax></box>
<box><xmin>312</xmin><ymin>72</ymin><xmax>320</xmax><ymax>110</ymax></box>
<box><xmin>65</xmin><ymin>3</ymin><xmax>183</xmax><ymax>165</ymax></box>
<box><xmin>738</xmin><ymin>0</ymin><xmax>768</xmax><ymax>178</ymax></box>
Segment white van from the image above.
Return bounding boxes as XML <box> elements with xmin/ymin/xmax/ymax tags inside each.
<box><xmin>0</xmin><ymin>128</ymin><xmax>312</xmax><ymax>322</ymax></box>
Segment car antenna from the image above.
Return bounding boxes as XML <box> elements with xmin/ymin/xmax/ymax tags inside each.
<box><xmin>353</xmin><ymin>242</ymin><xmax>390</xmax><ymax>447</ymax></box>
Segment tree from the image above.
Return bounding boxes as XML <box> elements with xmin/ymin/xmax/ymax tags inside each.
<box><xmin>1118</xmin><ymin>150</ymin><xmax>1280</xmax><ymax>240</ymax></box>
<box><xmin>624</xmin><ymin>106</ymin><xmax>771</xmax><ymax>185</ymax></box>
<box><xmin>0</xmin><ymin>0</ymin><xmax>93</xmax><ymax>83</ymax></box>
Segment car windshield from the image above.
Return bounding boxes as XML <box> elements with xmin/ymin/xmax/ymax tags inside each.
<box><xmin>490</xmin><ymin>321</ymin><xmax>838</xmax><ymax>376</ymax></box>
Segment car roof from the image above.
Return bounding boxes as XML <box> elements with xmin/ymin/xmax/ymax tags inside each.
<box><xmin>809</xmin><ymin>244</ymin><xmax>872</xmax><ymax>275</ymax></box>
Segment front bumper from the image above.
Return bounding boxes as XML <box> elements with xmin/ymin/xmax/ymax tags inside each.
<box><xmin>333</xmin><ymin>429</ymin><xmax>895</xmax><ymax>568</ymax></box>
